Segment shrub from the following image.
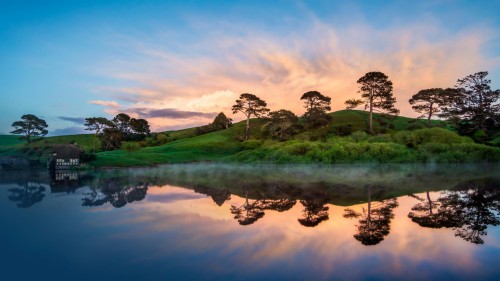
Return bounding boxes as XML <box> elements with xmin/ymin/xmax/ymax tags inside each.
<box><xmin>350</xmin><ymin>131</ymin><xmax>368</xmax><ymax>142</ymax></box>
<box><xmin>80</xmin><ymin>151</ymin><xmax>97</xmax><ymax>162</ymax></box>
<box><xmin>241</xmin><ymin>139</ymin><xmax>262</xmax><ymax>150</ymax></box>
<box><xmin>412</xmin><ymin>127</ymin><xmax>468</xmax><ymax>144</ymax></box>
<box><xmin>331</xmin><ymin>125</ymin><xmax>353</xmax><ymax>136</ymax></box>
<box><xmin>406</xmin><ymin>123</ymin><xmax>426</xmax><ymax>131</ymax></box>
<box><xmin>157</xmin><ymin>133</ymin><xmax>169</xmax><ymax>145</ymax></box>
<box><xmin>122</xmin><ymin>141</ymin><xmax>141</xmax><ymax>152</ymax></box>
<box><xmin>368</xmin><ymin>134</ymin><xmax>392</xmax><ymax>143</ymax></box>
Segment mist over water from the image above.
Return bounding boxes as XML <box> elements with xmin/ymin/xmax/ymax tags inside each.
<box><xmin>1</xmin><ymin>163</ymin><xmax>499</xmax><ymax>280</ymax></box>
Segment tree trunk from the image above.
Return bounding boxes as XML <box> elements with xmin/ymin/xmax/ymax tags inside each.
<box><xmin>367</xmin><ymin>185</ymin><xmax>372</xmax><ymax>226</ymax></box>
<box><xmin>426</xmin><ymin>191</ymin><xmax>433</xmax><ymax>215</ymax></box>
<box><xmin>427</xmin><ymin>103</ymin><xmax>433</xmax><ymax>128</ymax></box>
<box><xmin>369</xmin><ymin>92</ymin><xmax>374</xmax><ymax>134</ymax></box>
<box><xmin>245</xmin><ymin>117</ymin><xmax>250</xmax><ymax>140</ymax></box>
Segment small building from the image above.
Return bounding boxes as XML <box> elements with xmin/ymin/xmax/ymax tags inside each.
<box><xmin>48</xmin><ymin>144</ymin><xmax>83</xmax><ymax>170</ymax></box>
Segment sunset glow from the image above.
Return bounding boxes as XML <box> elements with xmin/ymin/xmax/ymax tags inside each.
<box><xmin>1</xmin><ymin>1</ymin><xmax>499</xmax><ymax>134</ymax></box>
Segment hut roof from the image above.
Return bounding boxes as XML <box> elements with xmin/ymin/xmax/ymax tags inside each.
<box><xmin>52</xmin><ymin>144</ymin><xmax>82</xmax><ymax>159</ymax></box>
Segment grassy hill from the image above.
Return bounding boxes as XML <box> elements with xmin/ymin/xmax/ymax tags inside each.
<box><xmin>1</xmin><ymin>110</ymin><xmax>498</xmax><ymax>168</ymax></box>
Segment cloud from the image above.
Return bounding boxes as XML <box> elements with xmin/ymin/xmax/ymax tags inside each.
<box><xmin>48</xmin><ymin>126</ymin><xmax>87</xmax><ymax>136</ymax></box>
<box><xmin>129</xmin><ymin>108</ymin><xmax>217</xmax><ymax>119</ymax></box>
<box><xmin>89</xmin><ymin>100</ymin><xmax>121</xmax><ymax>108</ymax></box>
<box><xmin>88</xmin><ymin>15</ymin><xmax>499</xmax><ymax>130</ymax></box>
<box><xmin>58</xmin><ymin>116</ymin><xmax>86</xmax><ymax>125</ymax></box>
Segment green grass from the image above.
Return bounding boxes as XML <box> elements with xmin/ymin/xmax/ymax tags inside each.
<box><xmin>2</xmin><ymin>110</ymin><xmax>498</xmax><ymax>168</ymax></box>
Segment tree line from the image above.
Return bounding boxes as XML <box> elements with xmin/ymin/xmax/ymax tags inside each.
<box><xmin>10</xmin><ymin>70</ymin><xmax>499</xmax><ymax>145</ymax></box>
<box><xmin>231</xmin><ymin>70</ymin><xmax>499</xmax><ymax>140</ymax></box>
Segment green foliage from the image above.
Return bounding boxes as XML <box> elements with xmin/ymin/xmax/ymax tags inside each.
<box><xmin>10</xmin><ymin>114</ymin><xmax>49</xmax><ymax>143</ymax></box>
<box><xmin>241</xmin><ymin>139</ymin><xmax>262</xmax><ymax>150</ymax></box>
<box><xmin>122</xmin><ymin>142</ymin><xmax>141</xmax><ymax>152</ymax></box>
<box><xmin>368</xmin><ymin>134</ymin><xmax>392</xmax><ymax>143</ymax></box>
<box><xmin>331</xmin><ymin>124</ymin><xmax>354</xmax><ymax>136</ymax></box>
<box><xmin>195</xmin><ymin>112</ymin><xmax>233</xmax><ymax>136</ymax></box>
<box><xmin>406</xmin><ymin>123</ymin><xmax>426</xmax><ymax>131</ymax></box>
<box><xmin>350</xmin><ymin>131</ymin><xmax>369</xmax><ymax>142</ymax></box>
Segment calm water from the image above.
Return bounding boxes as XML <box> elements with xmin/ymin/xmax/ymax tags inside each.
<box><xmin>0</xmin><ymin>164</ymin><xmax>499</xmax><ymax>281</ymax></box>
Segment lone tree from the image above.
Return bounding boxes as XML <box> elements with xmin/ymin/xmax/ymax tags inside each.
<box><xmin>84</xmin><ymin>117</ymin><xmax>114</xmax><ymax>153</ymax></box>
<box><xmin>442</xmin><ymin>71</ymin><xmax>500</xmax><ymax>133</ymax></box>
<box><xmin>10</xmin><ymin>114</ymin><xmax>48</xmax><ymax>143</ymax></box>
<box><xmin>409</xmin><ymin>88</ymin><xmax>452</xmax><ymax>127</ymax></box>
<box><xmin>301</xmin><ymin>91</ymin><xmax>332</xmax><ymax>128</ymax></box>
<box><xmin>232</xmin><ymin>93</ymin><xmax>269</xmax><ymax>140</ymax></box>
<box><xmin>349</xmin><ymin>71</ymin><xmax>399</xmax><ymax>133</ymax></box>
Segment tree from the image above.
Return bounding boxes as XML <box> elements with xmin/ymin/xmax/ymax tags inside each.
<box><xmin>442</xmin><ymin>71</ymin><xmax>500</xmax><ymax>133</ymax></box>
<box><xmin>350</xmin><ymin>72</ymin><xmax>399</xmax><ymax>134</ymax></box>
<box><xmin>84</xmin><ymin>117</ymin><xmax>113</xmax><ymax>153</ymax></box>
<box><xmin>301</xmin><ymin>91</ymin><xmax>332</xmax><ymax>128</ymax></box>
<box><xmin>301</xmin><ymin>91</ymin><xmax>331</xmax><ymax>112</ymax></box>
<box><xmin>263</xmin><ymin>109</ymin><xmax>302</xmax><ymax>141</ymax></box>
<box><xmin>113</xmin><ymin>113</ymin><xmax>131</xmax><ymax>136</ymax></box>
<box><xmin>212</xmin><ymin>112</ymin><xmax>233</xmax><ymax>130</ymax></box>
<box><xmin>298</xmin><ymin>199</ymin><xmax>329</xmax><ymax>227</ymax></box>
<box><xmin>194</xmin><ymin>112</ymin><xmax>233</xmax><ymax>136</ymax></box>
<box><xmin>232</xmin><ymin>93</ymin><xmax>269</xmax><ymax>140</ymax></box>
<box><xmin>129</xmin><ymin>118</ymin><xmax>151</xmax><ymax>140</ymax></box>
<box><xmin>10</xmin><ymin>114</ymin><xmax>48</xmax><ymax>143</ymax></box>
<box><xmin>343</xmin><ymin>185</ymin><xmax>399</xmax><ymax>246</ymax></box>
<box><xmin>409</xmin><ymin>88</ymin><xmax>452</xmax><ymax>127</ymax></box>
<box><xmin>345</xmin><ymin>99</ymin><xmax>364</xmax><ymax>110</ymax></box>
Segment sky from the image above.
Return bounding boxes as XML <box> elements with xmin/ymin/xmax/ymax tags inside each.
<box><xmin>1</xmin><ymin>0</ymin><xmax>499</xmax><ymax>135</ymax></box>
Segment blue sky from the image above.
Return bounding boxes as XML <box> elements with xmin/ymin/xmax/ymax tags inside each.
<box><xmin>1</xmin><ymin>0</ymin><xmax>499</xmax><ymax>135</ymax></box>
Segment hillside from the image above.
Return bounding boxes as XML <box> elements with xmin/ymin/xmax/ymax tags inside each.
<box><xmin>1</xmin><ymin>110</ymin><xmax>498</xmax><ymax>168</ymax></box>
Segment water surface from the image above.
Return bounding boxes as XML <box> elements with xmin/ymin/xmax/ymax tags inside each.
<box><xmin>1</xmin><ymin>164</ymin><xmax>499</xmax><ymax>281</ymax></box>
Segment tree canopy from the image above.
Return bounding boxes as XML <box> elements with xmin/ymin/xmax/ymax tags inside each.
<box><xmin>301</xmin><ymin>91</ymin><xmax>332</xmax><ymax>128</ymax></box>
<box><xmin>232</xmin><ymin>93</ymin><xmax>269</xmax><ymax>140</ymax></box>
<box><xmin>352</xmin><ymin>71</ymin><xmax>399</xmax><ymax>133</ymax></box>
<box><xmin>442</xmin><ymin>71</ymin><xmax>500</xmax><ymax>133</ymax></box>
<box><xmin>10</xmin><ymin>114</ymin><xmax>49</xmax><ymax>143</ymax></box>
<box><xmin>409</xmin><ymin>88</ymin><xmax>452</xmax><ymax>127</ymax></box>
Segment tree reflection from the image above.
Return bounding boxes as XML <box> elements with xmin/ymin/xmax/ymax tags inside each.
<box><xmin>193</xmin><ymin>185</ymin><xmax>231</xmax><ymax>206</ymax></box>
<box><xmin>230</xmin><ymin>187</ymin><xmax>265</xmax><ymax>225</ymax></box>
<box><xmin>82</xmin><ymin>180</ymin><xmax>149</xmax><ymax>208</ymax></box>
<box><xmin>8</xmin><ymin>181</ymin><xmax>46</xmax><ymax>208</ymax></box>
<box><xmin>298</xmin><ymin>197</ymin><xmax>329</xmax><ymax>227</ymax></box>
<box><xmin>230</xmin><ymin>186</ymin><xmax>297</xmax><ymax>226</ymax></box>
<box><xmin>408</xmin><ymin>191</ymin><xmax>462</xmax><ymax>228</ymax></box>
<box><xmin>408</xmin><ymin>178</ymin><xmax>500</xmax><ymax>244</ymax></box>
<box><xmin>344</xmin><ymin>185</ymin><xmax>398</xmax><ymax>246</ymax></box>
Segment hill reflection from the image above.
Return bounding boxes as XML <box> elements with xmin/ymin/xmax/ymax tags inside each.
<box><xmin>1</xmin><ymin>164</ymin><xmax>499</xmax><ymax>245</ymax></box>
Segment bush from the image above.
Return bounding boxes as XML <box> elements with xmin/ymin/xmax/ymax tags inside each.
<box><xmin>406</xmin><ymin>123</ymin><xmax>426</xmax><ymax>131</ymax></box>
<box><xmin>350</xmin><ymin>131</ymin><xmax>368</xmax><ymax>142</ymax></box>
<box><xmin>80</xmin><ymin>151</ymin><xmax>97</xmax><ymax>162</ymax></box>
<box><xmin>156</xmin><ymin>133</ymin><xmax>167</xmax><ymax>144</ymax></box>
<box><xmin>368</xmin><ymin>134</ymin><xmax>392</xmax><ymax>143</ymax></box>
<box><xmin>414</xmin><ymin>128</ymin><xmax>469</xmax><ymax>144</ymax></box>
<box><xmin>122</xmin><ymin>141</ymin><xmax>141</xmax><ymax>152</ymax></box>
<box><xmin>241</xmin><ymin>139</ymin><xmax>262</xmax><ymax>150</ymax></box>
<box><xmin>331</xmin><ymin>125</ymin><xmax>353</xmax><ymax>136</ymax></box>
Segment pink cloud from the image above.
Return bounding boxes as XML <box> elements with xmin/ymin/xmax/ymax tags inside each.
<box><xmin>88</xmin><ymin>100</ymin><xmax>121</xmax><ymax>108</ymax></box>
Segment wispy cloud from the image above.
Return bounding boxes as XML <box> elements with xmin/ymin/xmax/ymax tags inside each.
<box><xmin>58</xmin><ymin>116</ymin><xmax>86</xmax><ymax>125</ymax></box>
<box><xmin>48</xmin><ymin>126</ymin><xmax>87</xmax><ymax>136</ymax></box>
<box><xmin>89</xmin><ymin>100</ymin><xmax>121</xmax><ymax>108</ymax></box>
<box><xmin>129</xmin><ymin>108</ymin><xmax>217</xmax><ymax>119</ymax></box>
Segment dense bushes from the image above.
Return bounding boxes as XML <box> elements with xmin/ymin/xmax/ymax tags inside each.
<box><xmin>229</xmin><ymin>127</ymin><xmax>500</xmax><ymax>164</ymax></box>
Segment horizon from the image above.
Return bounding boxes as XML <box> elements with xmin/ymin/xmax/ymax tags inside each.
<box><xmin>1</xmin><ymin>0</ymin><xmax>499</xmax><ymax>136</ymax></box>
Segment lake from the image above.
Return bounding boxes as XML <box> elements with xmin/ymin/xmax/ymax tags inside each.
<box><xmin>1</xmin><ymin>164</ymin><xmax>499</xmax><ymax>281</ymax></box>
